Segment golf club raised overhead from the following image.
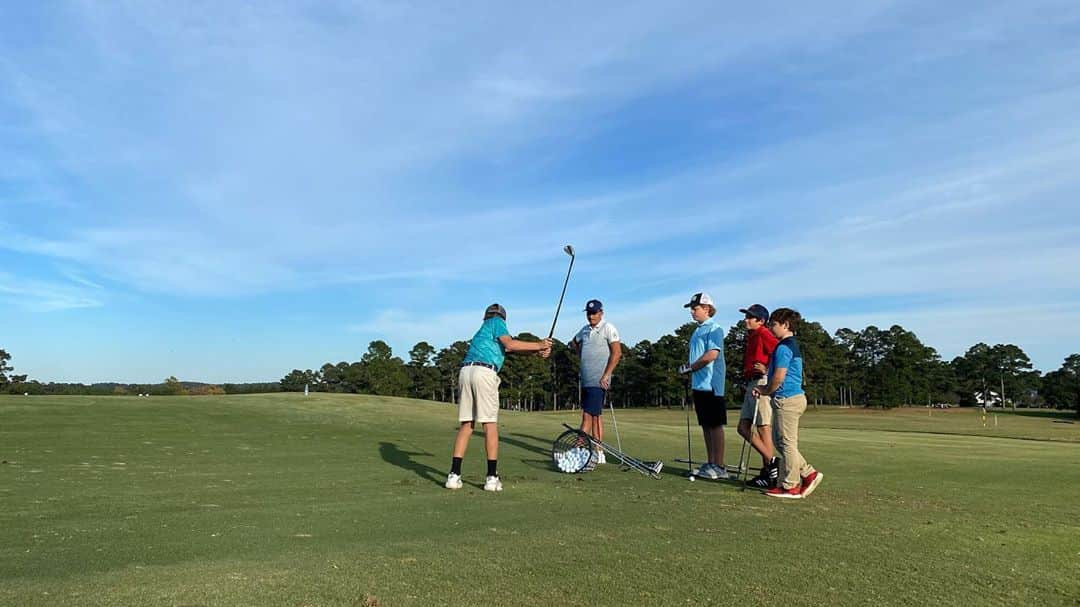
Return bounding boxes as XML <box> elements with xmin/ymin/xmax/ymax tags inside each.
<box><xmin>547</xmin><ymin>244</ymin><xmax>576</xmax><ymax>340</ymax></box>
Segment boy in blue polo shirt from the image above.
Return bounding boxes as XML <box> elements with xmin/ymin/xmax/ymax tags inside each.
<box><xmin>677</xmin><ymin>292</ymin><xmax>728</xmax><ymax>480</ymax></box>
<box><xmin>446</xmin><ymin>303</ymin><xmax>551</xmax><ymax>492</ymax></box>
<box><xmin>752</xmin><ymin>308</ymin><xmax>823</xmax><ymax>499</ymax></box>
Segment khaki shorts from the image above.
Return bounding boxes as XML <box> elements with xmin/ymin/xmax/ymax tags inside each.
<box><xmin>458</xmin><ymin>365</ymin><xmax>501</xmax><ymax>423</ymax></box>
<box><xmin>740</xmin><ymin>378</ymin><xmax>773</xmax><ymax>426</ymax></box>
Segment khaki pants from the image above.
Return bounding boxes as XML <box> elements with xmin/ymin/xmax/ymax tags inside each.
<box><xmin>772</xmin><ymin>393</ymin><xmax>814</xmax><ymax>490</ymax></box>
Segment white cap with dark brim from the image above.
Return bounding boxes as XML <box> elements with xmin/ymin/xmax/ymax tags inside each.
<box><xmin>683</xmin><ymin>292</ymin><xmax>714</xmax><ymax>308</ymax></box>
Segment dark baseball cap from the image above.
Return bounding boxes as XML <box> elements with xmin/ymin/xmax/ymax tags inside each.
<box><xmin>585</xmin><ymin>299</ymin><xmax>603</xmax><ymax>313</ymax></box>
<box><xmin>484</xmin><ymin>303</ymin><xmax>507</xmax><ymax>320</ymax></box>
<box><xmin>739</xmin><ymin>304</ymin><xmax>769</xmax><ymax>322</ymax></box>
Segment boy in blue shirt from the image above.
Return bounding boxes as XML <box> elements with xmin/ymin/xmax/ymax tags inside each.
<box><xmin>446</xmin><ymin>303</ymin><xmax>551</xmax><ymax>492</ymax></box>
<box><xmin>752</xmin><ymin>308</ymin><xmax>823</xmax><ymax>498</ymax></box>
<box><xmin>677</xmin><ymin>292</ymin><xmax>729</xmax><ymax>480</ymax></box>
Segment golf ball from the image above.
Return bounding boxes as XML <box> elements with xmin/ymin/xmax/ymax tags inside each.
<box><xmin>689</xmin><ymin>476</ymin><xmax>696</xmax><ymax>482</ymax></box>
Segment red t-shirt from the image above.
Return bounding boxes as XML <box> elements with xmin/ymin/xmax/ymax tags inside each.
<box><xmin>743</xmin><ymin>325</ymin><xmax>778</xmax><ymax>380</ymax></box>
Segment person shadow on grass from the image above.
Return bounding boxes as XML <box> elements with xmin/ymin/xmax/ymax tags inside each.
<box><xmin>378</xmin><ymin>441</ymin><xmax>445</xmax><ymax>487</ymax></box>
<box><xmin>500</xmin><ymin>433</ymin><xmax>552</xmax><ymax>457</ymax></box>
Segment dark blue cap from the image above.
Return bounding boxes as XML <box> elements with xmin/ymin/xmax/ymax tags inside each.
<box><xmin>585</xmin><ymin>299</ymin><xmax>603</xmax><ymax>313</ymax></box>
<box><xmin>739</xmin><ymin>304</ymin><xmax>769</xmax><ymax>322</ymax></box>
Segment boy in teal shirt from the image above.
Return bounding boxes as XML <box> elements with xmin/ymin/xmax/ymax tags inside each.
<box><xmin>446</xmin><ymin>303</ymin><xmax>551</xmax><ymax>492</ymax></box>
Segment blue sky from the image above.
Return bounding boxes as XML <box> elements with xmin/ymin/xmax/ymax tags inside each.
<box><xmin>2</xmin><ymin>1</ymin><xmax>1080</xmax><ymax>383</ymax></box>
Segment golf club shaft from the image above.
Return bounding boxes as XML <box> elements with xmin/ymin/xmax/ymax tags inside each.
<box><xmin>607</xmin><ymin>389</ymin><xmax>623</xmax><ymax>459</ymax></box>
<box><xmin>735</xmin><ymin>433</ymin><xmax>749</xmax><ymax>482</ymax></box>
<box><xmin>684</xmin><ymin>380</ymin><xmax>693</xmax><ymax>476</ymax></box>
<box><xmin>547</xmin><ymin>247</ymin><xmax>575</xmax><ymax>339</ymax></box>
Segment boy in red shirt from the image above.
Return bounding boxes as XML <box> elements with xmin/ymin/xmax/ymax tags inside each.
<box><xmin>737</xmin><ymin>304</ymin><xmax>779</xmax><ymax>488</ymax></box>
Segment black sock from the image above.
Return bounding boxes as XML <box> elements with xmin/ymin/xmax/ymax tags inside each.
<box><xmin>450</xmin><ymin>457</ymin><xmax>462</xmax><ymax>475</ymax></box>
<box><xmin>487</xmin><ymin>459</ymin><xmax>498</xmax><ymax>477</ymax></box>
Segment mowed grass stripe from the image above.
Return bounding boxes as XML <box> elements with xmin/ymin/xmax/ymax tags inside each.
<box><xmin>1</xmin><ymin>394</ymin><xmax>1077</xmax><ymax>606</ymax></box>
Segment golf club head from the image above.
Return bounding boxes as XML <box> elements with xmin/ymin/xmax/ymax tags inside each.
<box><xmin>563</xmin><ymin>244</ymin><xmax>575</xmax><ymax>257</ymax></box>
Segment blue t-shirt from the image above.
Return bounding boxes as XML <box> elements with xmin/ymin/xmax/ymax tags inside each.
<box><xmin>688</xmin><ymin>320</ymin><xmax>717</xmax><ymax>391</ymax></box>
<box><xmin>463</xmin><ymin>317</ymin><xmax>511</xmax><ymax>371</ymax></box>
<box><xmin>708</xmin><ymin>325</ymin><xmax>726</xmax><ymax>397</ymax></box>
<box><xmin>767</xmin><ymin>336</ymin><xmax>804</xmax><ymax>398</ymax></box>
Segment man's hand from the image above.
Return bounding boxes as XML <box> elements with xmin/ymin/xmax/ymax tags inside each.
<box><xmin>600</xmin><ymin>374</ymin><xmax>612</xmax><ymax>390</ymax></box>
<box><xmin>537</xmin><ymin>338</ymin><xmax>553</xmax><ymax>358</ymax></box>
<box><xmin>753</xmin><ymin>362</ymin><xmax>767</xmax><ymax>374</ymax></box>
<box><xmin>677</xmin><ymin>363</ymin><xmax>693</xmax><ymax>375</ymax></box>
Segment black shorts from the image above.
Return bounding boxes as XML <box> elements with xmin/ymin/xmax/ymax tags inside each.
<box><xmin>581</xmin><ymin>387</ymin><xmax>606</xmax><ymax>416</ymax></box>
<box><xmin>692</xmin><ymin>390</ymin><xmax>728</xmax><ymax>428</ymax></box>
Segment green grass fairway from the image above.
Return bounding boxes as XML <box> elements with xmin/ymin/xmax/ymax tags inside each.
<box><xmin>2</xmin><ymin>395</ymin><xmax>1078</xmax><ymax>606</ymax></box>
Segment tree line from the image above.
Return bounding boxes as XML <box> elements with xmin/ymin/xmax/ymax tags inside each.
<box><xmin>4</xmin><ymin>319</ymin><xmax>1078</xmax><ymax>414</ymax></box>
<box><xmin>276</xmin><ymin>319</ymin><xmax>1080</xmax><ymax>414</ymax></box>
<box><xmin>0</xmin><ymin>350</ymin><xmax>278</xmax><ymax>396</ymax></box>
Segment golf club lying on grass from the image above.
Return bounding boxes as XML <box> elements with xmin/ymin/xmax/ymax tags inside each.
<box><xmin>551</xmin><ymin>423</ymin><xmax>663</xmax><ymax>479</ymax></box>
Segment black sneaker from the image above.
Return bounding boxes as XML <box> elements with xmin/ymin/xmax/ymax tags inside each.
<box><xmin>745</xmin><ymin>470</ymin><xmax>773</xmax><ymax>488</ymax></box>
<box><xmin>767</xmin><ymin>458</ymin><xmax>780</xmax><ymax>483</ymax></box>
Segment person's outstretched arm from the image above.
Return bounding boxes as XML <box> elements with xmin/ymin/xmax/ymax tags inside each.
<box><xmin>499</xmin><ymin>334</ymin><xmax>552</xmax><ymax>356</ymax></box>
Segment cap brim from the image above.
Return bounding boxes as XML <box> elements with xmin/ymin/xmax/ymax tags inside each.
<box><xmin>738</xmin><ymin>308</ymin><xmax>750</xmax><ymax>314</ymax></box>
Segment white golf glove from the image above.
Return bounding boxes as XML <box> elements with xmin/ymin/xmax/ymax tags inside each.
<box><xmin>677</xmin><ymin>363</ymin><xmax>693</xmax><ymax>375</ymax></box>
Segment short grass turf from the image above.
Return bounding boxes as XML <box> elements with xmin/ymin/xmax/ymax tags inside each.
<box><xmin>2</xmin><ymin>394</ymin><xmax>1078</xmax><ymax>606</ymax></box>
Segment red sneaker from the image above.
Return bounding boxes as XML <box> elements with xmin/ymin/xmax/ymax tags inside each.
<box><xmin>800</xmin><ymin>471</ymin><xmax>824</xmax><ymax>498</ymax></box>
<box><xmin>763</xmin><ymin>485</ymin><xmax>802</xmax><ymax>499</ymax></box>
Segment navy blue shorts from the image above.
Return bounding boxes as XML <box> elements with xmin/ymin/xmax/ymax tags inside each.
<box><xmin>581</xmin><ymin>387</ymin><xmax>606</xmax><ymax>416</ymax></box>
<box><xmin>693</xmin><ymin>390</ymin><xmax>728</xmax><ymax>428</ymax></box>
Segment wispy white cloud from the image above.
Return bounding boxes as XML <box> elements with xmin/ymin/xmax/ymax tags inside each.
<box><xmin>0</xmin><ymin>271</ymin><xmax>103</xmax><ymax>311</ymax></box>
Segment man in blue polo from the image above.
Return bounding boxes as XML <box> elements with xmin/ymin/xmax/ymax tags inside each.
<box><xmin>570</xmin><ymin>299</ymin><xmax>622</xmax><ymax>466</ymax></box>
<box><xmin>446</xmin><ymin>303</ymin><xmax>551</xmax><ymax>492</ymax></box>
<box><xmin>677</xmin><ymin>292</ymin><xmax>728</xmax><ymax>480</ymax></box>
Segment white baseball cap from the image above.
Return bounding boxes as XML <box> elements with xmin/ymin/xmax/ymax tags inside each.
<box><xmin>683</xmin><ymin>292</ymin><xmax>714</xmax><ymax>308</ymax></box>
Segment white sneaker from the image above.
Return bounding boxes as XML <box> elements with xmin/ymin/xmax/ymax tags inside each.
<box><xmin>696</xmin><ymin>463</ymin><xmax>719</xmax><ymax>480</ymax></box>
<box><xmin>596</xmin><ymin>451</ymin><xmax>606</xmax><ymax>464</ymax></box>
<box><xmin>483</xmin><ymin>475</ymin><xmax>503</xmax><ymax>492</ymax></box>
<box><xmin>445</xmin><ymin>473</ymin><xmax>463</xmax><ymax>490</ymax></box>
<box><xmin>711</xmin><ymin>464</ymin><xmax>730</xmax><ymax>480</ymax></box>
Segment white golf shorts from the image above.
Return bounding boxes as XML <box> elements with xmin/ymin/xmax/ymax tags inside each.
<box><xmin>458</xmin><ymin>365</ymin><xmax>501</xmax><ymax>423</ymax></box>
